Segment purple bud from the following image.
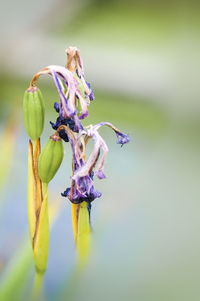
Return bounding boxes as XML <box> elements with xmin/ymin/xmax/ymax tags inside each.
<box><xmin>116</xmin><ymin>132</ymin><xmax>130</xmax><ymax>146</ymax></box>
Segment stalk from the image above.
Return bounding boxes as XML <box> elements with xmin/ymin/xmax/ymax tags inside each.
<box><xmin>76</xmin><ymin>201</ymin><xmax>91</xmax><ymax>265</ymax></box>
<box><xmin>71</xmin><ymin>203</ymin><xmax>80</xmax><ymax>245</ymax></box>
<box><xmin>32</xmin><ymin>271</ymin><xmax>43</xmax><ymax>300</ymax></box>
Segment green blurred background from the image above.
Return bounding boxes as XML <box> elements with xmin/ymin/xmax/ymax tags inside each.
<box><xmin>0</xmin><ymin>0</ymin><xmax>200</xmax><ymax>300</ymax></box>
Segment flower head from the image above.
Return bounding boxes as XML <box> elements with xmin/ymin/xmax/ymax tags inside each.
<box><xmin>66</xmin><ymin>46</ymin><xmax>94</xmax><ymax>103</ymax></box>
<box><xmin>55</xmin><ymin>121</ymin><xmax>130</xmax><ymax>204</ymax></box>
<box><xmin>25</xmin><ymin>45</ymin><xmax>131</xmax><ymax>269</ymax></box>
<box><xmin>28</xmin><ymin>47</ymin><xmax>130</xmax><ymax>206</ymax></box>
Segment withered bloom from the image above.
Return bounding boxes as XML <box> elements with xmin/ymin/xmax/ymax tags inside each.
<box><xmin>27</xmin><ymin>46</ymin><xmax>130</xmax><ymax>262</ymax></box>
<box><xmin>30</xmin><ymin>47</ymin><xmax>130</xmax><ymax>205</ymax></box>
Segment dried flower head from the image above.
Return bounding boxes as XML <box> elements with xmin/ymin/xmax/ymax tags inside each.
<box><xmin>24</xmin><ymin>46</ymin><xmax>130</xmax><ymax>266</ymax></box>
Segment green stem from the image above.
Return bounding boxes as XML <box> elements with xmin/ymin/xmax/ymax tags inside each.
<box><xmin>32</xmin><ymin>272</ymin><xmax>43</xmax><ymax>299</ymax></box>
<box><xmin>42</xmin><ymin>182</ymin><xmax>48</xmax><ymax>199</ymax></box>
<box><xmin>32</xmin><ymin>139</ymin><xmax>37</xmax><ymax>153</ymax></box>
<box><xmin>77</xmin><ymin>201</ymin><xmax>91</xmax><ymax>266</ymax></box>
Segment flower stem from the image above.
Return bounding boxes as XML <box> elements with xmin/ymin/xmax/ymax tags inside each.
<box><xmin>72</xmin><ymin>203</ymin><xmax>80</xmax><ymax>245</ymax></box>
<box><xmin>42</xmin><ymin>182</ymin><xmax>48</xmax><ymax>199</ymax></box>
<box><xmin>77</xmin><ymin>201</ymin><xmax>91</xmax><ymax>265</ymax></box>
<box><xmin>32</xmin><ymin>271</ymin><xmax>43</xmax><ymax>299</ymax></box>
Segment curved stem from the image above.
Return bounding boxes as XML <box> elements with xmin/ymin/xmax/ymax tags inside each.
<box><xmin>29</xmin><ymin>68</ymin><xmax>49</xmax><ymax>88</ymax></box>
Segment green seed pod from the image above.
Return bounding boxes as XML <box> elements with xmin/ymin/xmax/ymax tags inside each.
<box><xmin>23</xmin><ymin>86</ymin><xmax>45</xmax><ymax>141</ymax></box>
<box><xmin>38</xmin><ymin>137</ymin><xmax>64</xmax><ymax>183</ymax></box>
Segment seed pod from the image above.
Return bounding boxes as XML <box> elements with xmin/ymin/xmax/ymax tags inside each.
<box><xmin>23</xmin><ymin>86</ymin><xmax>45</xmax><ymax>141</ymax></box>
<box><xmin>38</xmin><ymin>137</ymin><xmax>64</xmax><ymax>183</ymax></box>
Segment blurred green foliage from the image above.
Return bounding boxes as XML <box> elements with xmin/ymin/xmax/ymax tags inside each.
<box><xmin>0</xmin><ymin>0</ymin><xmax>199</xmax><ymax>300</ymax></box>
<box><xmin>0</xmin><ymin>76</ymin><xmax>168</xmax><ymax>136</ymax></box>
<box><xmin>52</xmin><ymin>0</ymin><xmax>200</xmax><ymax>48</ymax></box>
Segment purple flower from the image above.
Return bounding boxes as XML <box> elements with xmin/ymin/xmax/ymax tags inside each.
<box><xmin>71</xmin><ymin>123</ymin><xmax>130</xmax><ymax>185</ymax></box>
<box><xmin>29</xmin><ymin>48</ymin><xmax>94</xmax><ymax>135</ymax></box>
<box><xmin>53</xmin><ymin>125</ymin><xmax>101</xmax><ymax>204</ymax></box>
<box><xmin>94</xmin><ymin>122</ymin><xmax>130</xmax><ymax>146</ymax></box>
<box><xmin>115</xmin><ymin>132</ymin><xmax>130</xmax><ymax>146</ymax></box>
<box><xmin>29</xmin><ymin>47</ymin><xmax>130</xmax><ymax>206</ymax></box>
<box><xmin>61</xmin><ymin>183</ymin><xmax>101</xmax><ymax>204</ymax></box>
<box><xmin>65</xmin><ymin>46</ymin><xmax>94</xmax><ymax>105</ymax></box>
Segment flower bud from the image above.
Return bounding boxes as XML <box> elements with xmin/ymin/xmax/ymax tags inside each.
<box><xmin>23</xmin><ymin>86</ymin><xmax>45</xmax><ymax>141</ymax></box>
<box><xmin>38</xmin><ymin>137</ymin><xmax>64</xmax><ymax>183</ymax></box>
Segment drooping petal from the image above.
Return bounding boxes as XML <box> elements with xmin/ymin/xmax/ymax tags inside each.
<box><xmin>94</xmin><ymin>122</ymin><xmax>130</xmax><ymax>145</ymax></box>
<box><xmin>66</xmin><ymin>46</ymin><xmax>84</xmax><ymax>74</ymax></box>
<box><xmin>75</xmin><ymin>89</ymin><xmax>89</xmax><ymax>119</ymax></box>
<box><xmin>50</xmin><ymin>69</ymin><xmax>75</xmax><ymax>118</ymax></box>
<box><xmin>115</xmin><ymin>132</ymin><xmax>130</xmax><ymax>146</ymax></box>
<box><xmin>94</xmin><ymin>133</ymin><xmax>108</xmax><ymax>179</ymax></box>
<box><xmin>72</xmin><ymin>132</ymin><xmax>102</xmax><ymax>181</ymax></box>
<box><xmin>86</xmin><ymin>81</ymin><xmax>95</xmax><ymax>101</ymax></box>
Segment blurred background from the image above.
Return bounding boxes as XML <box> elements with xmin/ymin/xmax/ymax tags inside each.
<box><xmin>0</xmin><ymin>0</ymin><xmax>200</xmax><ymax>300</ymax></box>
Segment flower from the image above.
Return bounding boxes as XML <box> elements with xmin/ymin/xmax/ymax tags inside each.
<box><xmin>58</xmin><ymin>122</ymin><xmax>130</xmax><ymax>204</ymax></box>
<box><xmin>50</xmin><ymin>103</ymin><xmax>77</xmax><ymax>142</ymax></box>
<box><xmin>28</xmin><ymin>47</ymin><xmax>130</xmax><ymax>206</ymax></box>
<box><xmin>72</xmin><ymin>123</ymin><xmax>130</xmax><ymax>184</ymax></box>
<box><xmin>25</xmin><ymin>45</ymin><xmax>131</xmax><ymax>267</ymax></box>
<box><xmin>53</xmin><ymin>125</ymin><xmax>101</xmax><ymax>204</ymax></box>
<box><xmin>66</xmin><ymin>46</ymin><xmax>94</xmax><ymax>102</ymax></box>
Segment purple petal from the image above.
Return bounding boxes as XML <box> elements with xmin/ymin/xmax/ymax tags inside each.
<box><xmin>95</xmin><ymin>169</ymin><xmax>106</xmax><ymax>179</ymax></box>
<box><xmin>116</xmin><ymin>132</ymin><xmax>130</xmax><ymax>145</ymax></box>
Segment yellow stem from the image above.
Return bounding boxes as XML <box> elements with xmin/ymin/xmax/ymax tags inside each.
<box><xmin>72</xmin><ymin>203</ymin><xmax>80</xmax><ymax>245</ymax></box>
<box><xmin>77</xmin><ymin>201</ymin><xmax>91</xmax><ymax>265</ymax></box>
<box><xmin>32</xmin><ymin>272</ymin><xmax>43</xmax><ymax>300</ymax></box>
<box><xmin>42</xmin><ymin>182</ymin><xmax>48</xmax><ymax>200</ymax></box>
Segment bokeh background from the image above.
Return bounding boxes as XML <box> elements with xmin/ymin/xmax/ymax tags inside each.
<box><xmin>0</xmin><ymin>0</ymin><xmax>200</xmax><ymax>300</ymax></box>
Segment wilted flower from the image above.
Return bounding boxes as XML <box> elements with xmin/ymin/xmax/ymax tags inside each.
<box><xmin>24</xmin><ymin>46</ymin><xmax>130</xmax><ymax>267</ymax></box>
<box><xmin>70</xmin><ymin>122</ymin><xmax>130</xmax><ymax>194</ymax></box>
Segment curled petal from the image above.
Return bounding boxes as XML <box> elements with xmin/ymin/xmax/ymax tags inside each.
<box><xmin>50</xmin><ymin>67</ymin><xmax>77</xmax><ymax>118</ymax></box>
<box><xmin>95</xmin><ymin>169</ymin><xmax>106</xmax><ymax>179</ymax></box>
<box><xmin>62</xmin><ymin>180</ymin><xmax>101</xmax><ymax>204</ymax></box>
<box><xmin>86</xmin><ymin>81</ymin><xmax>95</xmax><ymax>101</ymax></box>
<box><xmin>66</xmin><ymin>46</ymin><xmax>84</xmax><ymax>73</ymax></box>
<box><xmin>65</xmin><ymin>46</ymin><xmax>92</xmax><ymax>103</ymax></box>
<box><xmin>56</xmin><ymin>125</ymin><xmax>82</xmax><ymax>169</ymax></box>
<box><xmin>75</xmin><ymin>90</ymin><xmax>89</xmax><ymax>119</ymax></box>
<box><xmin>30</xmin><ymin>65</ymin><xmax>79</xmax><ymax>119</ymax></box>
<box><xmin>94</xmin><ymin>133</ymin><xmax>108</xmax><ymax>179</ymax></box>
<box><xmin>72</xmin><ymin>133</ymin><xmax>102</xmax><ymax>181</ymax></box>
<box><xmin>116</xmin><ymin>132</ymin><xmax>130</xmax><ymax>145</ymax></box>
<box><xmin>94</xmin><ymin>122</ymin><xmax>130</xmax><ymax>146</ymax></box>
